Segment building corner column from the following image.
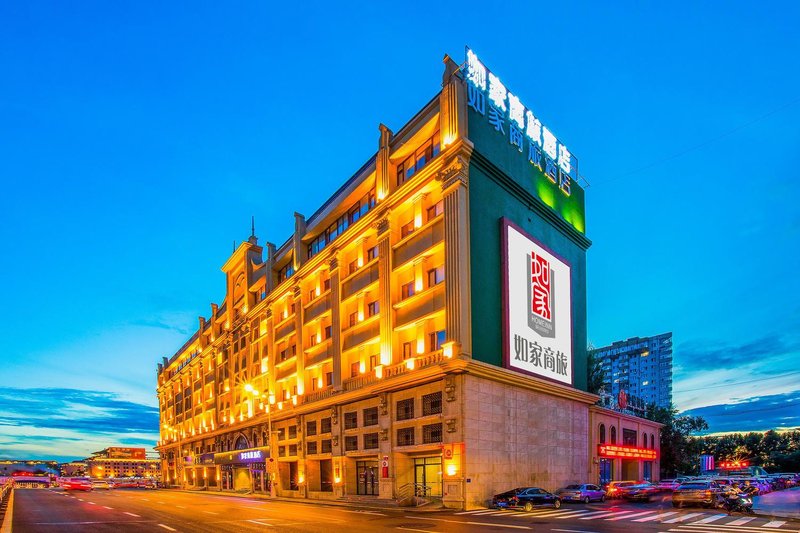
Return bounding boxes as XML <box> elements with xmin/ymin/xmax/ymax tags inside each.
<box><xmin>375</xmin><ymin>215</ymin><xmax>393</xmax><ymax>365</ymax></box>
<box><xmin>329</xmin><ymin>252</ymin><xmax>342</xmax><ymax>388</ymax></box>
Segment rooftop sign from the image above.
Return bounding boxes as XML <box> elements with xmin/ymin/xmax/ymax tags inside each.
<box><xmin>464</xmin><ymin>47</ymin><xmax>578</xmax><ymax>197</ymax></box>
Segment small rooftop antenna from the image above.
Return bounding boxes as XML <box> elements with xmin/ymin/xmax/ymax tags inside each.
<box><xmin>251</xmin><ymin>216</ymin><xmax>255</xmax><ymax>238</ymax></box>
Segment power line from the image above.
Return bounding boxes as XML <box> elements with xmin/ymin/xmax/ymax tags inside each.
<box><xmin>674</xmin><ymin>370</ymin><xmax>800</xmax><ymax>393</ymax></box>
<box><xmin>593</xmin><ymin>95</ymin><xmax>800</xmax><ymax>186</ymax></box>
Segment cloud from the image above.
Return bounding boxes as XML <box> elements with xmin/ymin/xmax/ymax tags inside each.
<box><xmin>675</xmin><ymin>334</ymin><xmax>800</xmax><ymax>374</ymax></box>
<box><xmin>682</xmin><ymin>390</ymin><xmax>800</xmax><ymax>433</ymax></box>
<box><xmin>0</xmin><ymin>387</ymin><xmax>159</xmax><ymax>461</ymax></box>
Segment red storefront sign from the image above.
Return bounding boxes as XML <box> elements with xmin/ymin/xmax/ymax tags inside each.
<box><xmin>598</xmin><ymin>444</ymin><xmax>657</xmax><ymax>460</ymax></box>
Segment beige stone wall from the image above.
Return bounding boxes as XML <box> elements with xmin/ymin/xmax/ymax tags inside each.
<box><xmin>462</xmin><ymin>374</ymin><xmax>590</xmax><ymax>508</ymax></box>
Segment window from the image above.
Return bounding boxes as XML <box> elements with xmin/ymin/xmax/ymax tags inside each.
<box><xmin>401</xmin><ymin>282</ymin><xmax>415</xmax><ymax>300</ymax></box>
<box><xmin>350</xmin><ymin>362</ymin><xmax>360</xmax><ymax>378</ymax></box>
<box><xmin>422</xmin><ymin>392</ymin><xmax>442</xmax><ymax>416</ymax></box>
<box><xmin>396</xmin><ymin>398</ymin><xmax>414</xmax><ymax>421</ymax></box>
<box><xmin>306</xmin><ymin>420</ymin><xmax>317</xmax><ymax>436</ymax></box>
<box><xmin>367</xmin><ymin>245</ymin><xmax>379</xmax><ymax>261</ymax></box>
<box><xmin>363</xmin><ymin>407</ymin><xmax>378</xmax><ymax>426</ymax></box>
<box><xmin>324</xmin><ymin>325</ymin><xmax>332</xmax><ymax>339</ymax></box>
<box><xmin>400</xmin><ymin>220</ymin><xmax>415</xmax><ymax>239</ymax></box>
<box><xmin>369</xmin><ymin>354</ymin><xmax>378</xmax><ymax>371</ymax></box>
<box><xmin>367</xmin><ymin>301</ymin><xmax>379</xmax><ymax>317</ymax></box>
<box><xmin>308</xmin><ymin>289</ymin><xmax>316</xmax><ymax>301</ymax></box>
<box><xmin>309</xmin><ymin>334</ymin><xmax>318</xmax><ymax>347</ymax></box>
<box><xmin>650</xmin><ymin>434</ymin><xmax>655</xmax><ymax>449</ymax></box>
<box><xmin>349</xmin><ymin>311</ymin><xmax>358</xmax><ymax>327</ymax></box>
<box><xmin>277</xmin><ymin>428</ymin><xmax>286</xmax><ymax>441</ymax></box>
<box><xmin>320</xmin><ymin>418</ymin><xmax>332</xmax><ymax>434</ymax></box>
<box><xmin>349</xmin><ymin>260</ymin><xmax>359</xmax><ymax>275</ymax></box>
<box><xmin>278</xmin><ymin>263</ymin><xmax>294</xmax><ymax>282</ymax></box>
<box><xmin>610</xmin><ymin>426</ymin><xmax>617</xmax><ymax>445</ymax></box>
<box><xmin>423</xmin><ymin>423</ymin><xmax>443</xmax><ymax>444</ymax></box>
<box><xmin>288</xmin><ymin>444</ymin><xmax>297</xmax><ymax>456</ymax></box>
<box><xmin>427</xmin><ymin>266</ymin><xmax>445</xmax><ymax>287</ymax></box>
<box><xmin>623</xmin><ymin>428</ymin><xmax>637</xmax><ymax>446</ymax></box>
<box><xmin>397</xmin><ymin>427</ymin><xmax>415</xmax><ymax>446</ymax></box>
<box><xmin>321</xmin><ymin>439</ymin><xmax>332</xmax><ymax>454</ymax></box>
<box><xmin>288</xmin><ymin>425</ymin><xmax>297</xmax><ymax>439</ymax></box>
<box><xmin>323</xmin><ymin>278</ymin><xmax>331</xmax><ymax>291</ymax></box>
<box><xmin>429</xmin><ymin>330</ymin><xmax>446</xmax><ymax>352</ymax></box>
<box><xmin>396</xmin><ymin>131</ymin><xmax>441</xmax><ymax>186</ymax></box>
<box><xmin>306</xmin><ymin>441</ymin><xmax>318</xmax><ymax>455</ymax></box>
<box><xmin>325</xmin><ymin>372</ymin><xmax>333</xmax><ymax>386</ymax></box>
<box><xmin>426</xmin><ymin>200</ymin><xmax>444</xmax><ymax>221</ymax></box>
<box><xmin>344</xmin><ymin>435</ymin><xmax>358</xmax><ymax>452</ymax></box>
<box><xmin>344</xmin><ymin>411</ymin><xmax>358</xmax><ymax>430</ymax></box>
<box><xmin>278</xmin><ymin>445</ymin><xmax>286</xmax><ymax>457</ymax></box>
<box><xmin>363</xmin><ymin>433</ymin><xmax>379</xmax><ymax>450</ymax></box>
<box><xmin>599</xmin><ymin>424</ymin><xmax>606</xmax><ymax>444</ymax></box>
<box><xmin>402</xmin><ymin>342</ymin><xmax>413</xmax><ymax>360</ymax></box>
<box><xmin>642</xmin><ymin>431</ymin><xmax>647</xmax><ymax>448</ymax></box>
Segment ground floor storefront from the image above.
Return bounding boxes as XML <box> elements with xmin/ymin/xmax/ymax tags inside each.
<box><xmin>158</xmin><ymin>368</ymin><xmax>661</xmax><ymax>509</ymax></box>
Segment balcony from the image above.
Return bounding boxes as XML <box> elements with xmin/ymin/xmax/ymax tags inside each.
<box><xmin>393</xmin><ymin>218</ymin><xmax>443</xmax><ymax>268</ymax></box>
<box><xmin>274</xmin><ymin>320</ymin><xmax>296</xmax><ymax>342</ymax></box>
<box><xmin>394</xmin><ymin>283</ymin><xmax>445</xmax><ymax>328</ymax></box>
<box><xmin>341</xmin><ymin>349</ymin><xmax>445</xmax><ymax>392</ymax></box>
<box><xmin>341</xmin><ymin>262</ymin><xmax>379</xmax><ymax>301</ymax></box>
<box><xmin>341</xmin><ymin>320</ymin><xmax>380</xmax><ymax>352</ymax></box>
<box><xmin>304</xmin><ymin>295</ymin><xmax>331</xmax><ymax>324</ymax></box>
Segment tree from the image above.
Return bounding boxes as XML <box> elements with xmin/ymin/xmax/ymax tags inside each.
<box><xmin>644</xmin><ymin>403</ymin><xmax>708</xmax><ymax>477</ymax></box>
<box><xmin>586</xmin><ymin>348</ymin><xmax>604</xmax><ymax>395</ymax></box>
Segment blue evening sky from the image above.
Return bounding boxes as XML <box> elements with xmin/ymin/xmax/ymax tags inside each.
<box><xmin>1</xmin><ymin>1</ymin><xmax>798</xmax><ymax>460</ymax></box>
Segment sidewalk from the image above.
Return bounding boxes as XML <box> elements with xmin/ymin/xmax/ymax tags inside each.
<box><xmin>166</xmin><ymin>488</ymin><xmax>446</xmax><ymax>513</ymax></box>
<box><xmin>753</xmin><ymin>487</ymin><xmax>800</xmax><ymax>520</ymax></box>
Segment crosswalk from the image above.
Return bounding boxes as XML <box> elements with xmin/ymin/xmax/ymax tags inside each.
<box><xmin>452</xmin><ymin>507</ymin><xmax>796</xmax><ymax>530</ymax></box>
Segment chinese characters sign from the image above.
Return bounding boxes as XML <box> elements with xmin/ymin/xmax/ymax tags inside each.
<box><xmin>504</xmin><ymin>220</ymin><xmax>572</xmax><ymax>384</ymax></box>
<box><xmin>598</xmin><ymin>444</ymin><xmax>658</xmax><ymax>460</ymax></box>
<box><xmin>465</xmin><ymin>48</ymin><xmax>578</xmax><ymax>196</ymax></box>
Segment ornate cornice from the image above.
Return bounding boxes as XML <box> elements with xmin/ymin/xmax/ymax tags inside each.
<box><xmin>438</xmin><ymin>154</ymin><xmax>469</xmax><ymax>191</ymax></box>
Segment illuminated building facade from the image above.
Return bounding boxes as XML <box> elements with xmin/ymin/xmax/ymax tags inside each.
<box><xmin>155</xmin><ymin>49</ymin><xmax>658</xmax><ymax>508</ymax></box>
<box><xmin>87</xmin><ymin>447</ymin><xmax>160</xmax><ymax>479</ymax></box>
<box><xmin>592</xmin><ymin>333</ymin><xmax>673</xmax><ymax>412</ymax></box>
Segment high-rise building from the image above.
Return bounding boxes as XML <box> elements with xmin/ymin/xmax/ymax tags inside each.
<box><xmin>592</xmin><ymin>333</ymin><xmax>673</xmax><ymax>412</ymax></box>
<box><xmin>155</xmin><ymin>49</ymin><xmax>661</xmax><ymax>509</ymax></box>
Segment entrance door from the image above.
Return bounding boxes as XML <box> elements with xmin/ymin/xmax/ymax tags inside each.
<box><xmin>599</xmin><ymin>459</ymin><xmax>612</xmax><ymax>485</ymax></box>
<box><xmin>356</xmin><ymin>461</ymin><xmax>378</xmax><ymax>495</ymax></box>
<box><xmin>413</xmin><ymin>457</ymin><xmax>442</xmax><ymax>497</ymax></box>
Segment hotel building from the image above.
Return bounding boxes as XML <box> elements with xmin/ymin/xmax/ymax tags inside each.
<box><xmin>86</xmin><ymin>447</ymin><xmax>160</xmax><ymax>479</ymax></box>
<box><xmin>155</xmin><ymin>50</ymin><xmax>660</xmax><ymax>509</ymax></box>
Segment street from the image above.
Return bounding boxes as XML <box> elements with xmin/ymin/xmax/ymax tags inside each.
<box><xmin>10</xmin><ymin>489</ymin><xmax>800</xmax><ymax>533</ymax></box>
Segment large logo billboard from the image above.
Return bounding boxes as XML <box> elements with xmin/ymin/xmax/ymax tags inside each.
<box><xmin>502</xmin><ymin>219</ymin><xmax>572</xmax><ymax>385</ymax></box>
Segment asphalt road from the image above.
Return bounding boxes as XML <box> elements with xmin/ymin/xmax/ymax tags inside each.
<box><xmin>10</xmin><ymin>489</ymin><xmax>800</xmax><ymax>533</ymax></box>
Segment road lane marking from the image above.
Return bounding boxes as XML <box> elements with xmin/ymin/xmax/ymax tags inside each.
<box><xmin>247</xmin><ymin>519</ymin><xmax>275</xmax><ymax>527</ymax></box>
<box><xmin>408</xmin><ymin>517</ymin><xmax>531</xmax><ymax>530</ymax></box>
<box><xmin>103</xmin><ymin>506</ymin><xmax>113</xmax><ymax>509</ymax></box>
<box><xmin>605</xmin><ymin>510</ymin><xmax>656</xmax><ymax>520</ymax></box>
<box><xmin>78</xmin><ymin>498</ymin><xmax>84</xmax><ymax>501</ymax></box>
<box><xmin>176</xmin><ymin>505</ymin><xmax>186</xmax><ymax>509</ymax></box>
<box><xmin>633</xmin><ymin>511</ymin><xmax>679</xmax><ymax>522</ymax></box>
<box><xmin>726</xmin><ymin>517</ymin><xmax>756</xmax><ymax>526</ymax></box>
<box><xmin>552</xmin><ymin>530</ymin><xmax>602</xmax><ymax>533</ymax></box>
<box><xmin>340</xmin><ymin>509</ymin><xmax>387</xmax><ymax>516</ymax></box>
<box><xmin>691</xmin><ymin>514</ymin><xmax>727</xmax><ymax>524</ymax></box>
<box><xmin>762</xmin><ymin>521</ymin><xmax>787</xmax><ymax>528</ymax></box>
<box><xmin>530</xmin><ymin>510</ymin><xmax>588</xmax><ymax>518</ymax></box>
<box><xmin>141</xmin><ymin>498</ymin><xmax>150</xmax><ymax>501</ymax></box>
<box><xmin>662</xmin><ymin>512</ymin><xmax>705</xmax><ymax>523</ymax></box>
<box><xmin>157</xmin><ymin>501</ymin><xmax>166</xmax><ymax>504</ymax></box>
<box><xmin>124</xmin><ymin>512</ymin><xmax>141</xmax><ymax>517</ymax></box>
<box><xmin>87</xmin><ymin>502</ymin><xmax>96</xmax><ymax>505</ymax></box>
<box><xmin>203</xmin><ymin>511</ymin><xmax>219</xmax><ymax>515</ymax></box>
<box><xmin>579</xmin><ymin>510</ymin><xmax>632</xmax><ymax>519</ymax></box>
<box><xmin>397</xmin><ymin>528</ymin><xmax>437</xmax><ymax>533</ymax></box>
<box><xmin>456</xmin><ymin>510</ymin><xmax>490</xmax><ymax>514</ymax></box>
<box><xmin>157</xmin><ymin>525</ymin><xmax>176</xmax><ymax>531</ymax></box>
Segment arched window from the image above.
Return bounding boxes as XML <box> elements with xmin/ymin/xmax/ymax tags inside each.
<box><xmin>234</xmin><ymin>435</ymin><xmax>249</xmax><ymax>450</ymax></box>
<box><xmin>643</xmin><ymin>431</ymin><xmax>647</xmax><ymax>448</ymax></box>
<box><xmin>610</xmin><ymin>426</ymin><xmax>617</xmax><ymax>444</ymax></box>
<box><xmin>599</xmin><ymin>424</ymin><xmax>606</xmax><ymax>444</ymax></box>
<box><xmin>651</xmin><ymin>433</ymin><xmax>655</xmax><ymax>449</ymax></box>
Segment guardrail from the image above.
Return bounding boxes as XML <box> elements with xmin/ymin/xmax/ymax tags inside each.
<box><xmin>0</xmin><ymin>478</ymin><xmax>14</xmax><ymax>533</ymax></box>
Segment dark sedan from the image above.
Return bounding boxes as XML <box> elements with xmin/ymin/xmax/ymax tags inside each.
<box><xmin>492</xmin><ymin>487</ymin><xmax>562</xmax><ymax>512</ymax></box>
<box><xmin>672</xmin><ymin>481</ymin><xmax>720</xmax><ymax>508</ymax></box>
<box><xmin>622</xmin><ymin>483</ymin><xmax>660</xmax><ymax>502</ymax></box>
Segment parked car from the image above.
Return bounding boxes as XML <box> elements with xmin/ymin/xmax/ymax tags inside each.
<box><xmin>138</xmin><ymin>479</ymin><xmax>157</xmax><ymax>489</ymax></box>
<box><xmin>555</xmin><ymin>484</ymin><xmax>605</xmax><ymax>503</ymax></box>
<box><xmin>90</xmin><ymin>479</ymin><xmax>114</xmax><ymax>489</ymax></box>
<box><xmin>605</xmin><ymin>480</ymin><xmax>637</xmax><ymax>498</ymax></box>
<box><xmin>62</xmin><ymin>478</ymin><xmax>93</xmax><ymax>491</ymax></box>
<box><xmin>622</xmin><ymin>483</ymin><xmax>660</xmax><ymax>502</ymax></box>
<box><xmin>492</xmin><ymin>487</ymin><xmax>562</xmax><ymax>511</ymax></box>
<box><xmin>672</xmin><ymin>481</ymin><xmax>720</xmax><ymax>508</ymax></box>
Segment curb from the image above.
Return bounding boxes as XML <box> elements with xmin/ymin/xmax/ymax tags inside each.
<box><xmin>0</xmin><ymin>489</ymin><xmax>13</xmax><ymax>533</ymax></box>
